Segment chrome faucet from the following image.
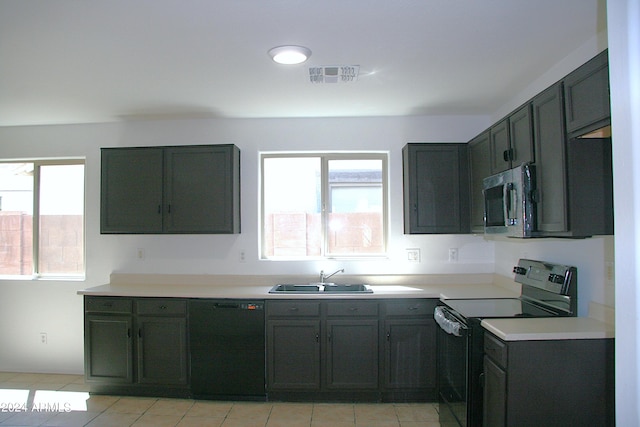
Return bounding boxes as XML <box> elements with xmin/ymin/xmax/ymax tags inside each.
<box><xmin>320</xmin><ymin>268</ymin><xmax>344</xmax><ymax>283</ymax></box>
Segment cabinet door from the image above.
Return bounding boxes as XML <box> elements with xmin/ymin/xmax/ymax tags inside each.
<box><xmin>164</xmin><ymin>145</ymin><xmax>240</xmax><ymax>233</ymax></box>
<box><xmin>137</xmin><ymin>316</ymin><xmax>188</xmax><ymax>385</ymax></box>
<box><xmin>325</xmin><ymin>319</ymin><xmax>378</xmax><ymax>389</ymax></box>
<box><xmin>85</xmin><ymin>315</ymin><xmax>133</xmax><ymax>383</ymax></box>
<box><xmin>564</xmin><ymin>49</ymin><xmax>610</xmax><ymax>137</ymax></box>
<box><xmin>468</xmin><ymin>131</ymin><xmax>491</xmax><ymax>233</ymax></box>
<box><xmin>509</xmin><ymin>104</ymin><xmax>534</xmax><ymax>166</ymax></box>
<box><xmin>403</xmin><ymin>144</ymin><xmax>469</xmax><ymax>234</ymax></box>
<box><xmin>489</xmin><ymin>119</ymin><xmax>510</xmax><ymax>174</ymax></box>
<box><xmin>100</xmin><ymin>148</ymin><xmax>163</xmax><ymax>233</ymax></box>
<box><xmin>384</xmin><ymin>319</ymin><xmax>436</xmax><ymax>389</ymax></box>
<box><xmin>532</xmin><ymin>82</ymin><xmax>568</xmax><ymax>233</ymax></box>
<box><xmin>483</xmin><ymin>355</ymin><xmax>507</xmax><ymax>427</ymax></box>
<box><xmin>267</xmin><ymin>320</ymin><xmax>321</xmax><ymax>390</ymax></box>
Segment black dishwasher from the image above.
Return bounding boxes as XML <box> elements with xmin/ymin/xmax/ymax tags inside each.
<box><xmin>189</xmin><ymin>300</ymin><xmax>266</xmax><ymax>400</ymax></box>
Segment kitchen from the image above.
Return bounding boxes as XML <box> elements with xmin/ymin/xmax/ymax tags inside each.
<box><xmin>0</xmin><ymin>0</ymin><xmax>637</xmax><ymax>426</ymax></box>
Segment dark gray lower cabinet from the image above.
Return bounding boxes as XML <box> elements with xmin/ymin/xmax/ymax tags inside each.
<box><xmin>483</xmin><ymin>332</ymin><xmax>614</xmax><ymax>427</ymax></box>
<box><xmin>265</xmin><ymin>299</ymin><xmax>437</xmax><ymax>401</ymax></box>
<box><xmin>383</xmin><ymin>299</ymin><xmax>437</xmax><ymax>400</ymax></box>
<box><xmin>85</xmin><ymin>296</ymin><xmax>436</xmax><ymax>401</ymax></box>
<box><xmin>84</xmin><ymin>297</ymin><xmax>189</xmax><ymax>396</ymax></box>
<box><xmin>267</xmin><ymin>319</ymin><xmax>321</xmax><ymax>390</ymax></box>
<box><xmin>266</xmin><ymin>300</ymin><xmax>380</xmax><ymax>399</ymax></box>
<box><xmin>85</xmin><ymin>314</ymin><xmax>133</xmax><ymax>384</ymax></box>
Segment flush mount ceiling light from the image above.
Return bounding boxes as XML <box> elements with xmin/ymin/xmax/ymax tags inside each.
<box><xmin>268</xmin><ymin>45</ymin><xmax>312</xmax><ymax>65</ymax></box>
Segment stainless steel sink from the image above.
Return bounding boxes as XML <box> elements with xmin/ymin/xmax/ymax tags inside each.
<box><xmin>322</xmin><ymin>283</ymin><xmax>372</xmax><ymax>293</ymax></box>
<box><xmin>269</xmin><ymin>283</ymin><xmax>372</xmax><ymax>293</ymax></box>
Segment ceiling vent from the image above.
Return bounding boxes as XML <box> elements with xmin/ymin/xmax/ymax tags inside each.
<box><xmin>309</xmin><ymin>66</ymin><xmax>359</xmax><ymax>84</ymax></box>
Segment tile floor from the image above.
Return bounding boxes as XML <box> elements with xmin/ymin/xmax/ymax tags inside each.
<box><xmin>0</xmin><ymin>372</ymin><xmax>441</xmax><ymax>427</ymax></box>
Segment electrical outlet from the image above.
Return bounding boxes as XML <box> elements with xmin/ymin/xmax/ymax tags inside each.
<box><xmin>605</xmin><ymin>261</ymin><xmax>615</xmax><ymax>285</ymax></box>
<box><xmin>40</xmin><ymin>333</ymin><xmax>47</xmax><ymax>344</ymax></box>
<box><xmin>406</xmin><ymin>248</ymin><xmax>420</xmax><ymax>263</ymax></box>
<box><xmin>448</xmin><ymin>248</ymin><xmax>459</xmax><ymax>262</ymax></box>
<box><xmin>240</xmin><ymin>250</ymin><xmax>246</xmax><ymax>263</ymax></box>
<box><xmin>137</xmin><ymin>248</ymin><xmax>145</xmax><ymax>260</ymax></box>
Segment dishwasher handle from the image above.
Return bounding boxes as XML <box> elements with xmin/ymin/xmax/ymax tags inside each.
<box><xmin>213</xmin><ymin>302</ymin><xmax>241</xmax><ymax>309</ymax></box>
<box><xmin>434</xmin><ymin>306</ymin><xmax>466</xmax><ymax>337</ymax></box>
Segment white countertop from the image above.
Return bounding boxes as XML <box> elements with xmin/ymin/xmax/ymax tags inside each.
<box><xmin>481</xmin><ymin>317</ymin><xmax>615</xmax><ymax>341</ymax></box>
<box><xmin>77</xmin><ymin>273</ymin><xmax>520</xmax><ymax>300</ymax></box>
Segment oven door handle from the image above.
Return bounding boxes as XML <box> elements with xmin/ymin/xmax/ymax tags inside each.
<box><xmin>434</xmin><ymin>306</ymin><xmax>467</xmax><ymax>337</ymax></box>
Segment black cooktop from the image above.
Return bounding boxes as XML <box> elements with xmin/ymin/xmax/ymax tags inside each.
<box><xmin>442</xmin><ymin>298</ymin><xmax>557</xmax><ymax>319</ymax></box>
<box><xmin>442</xmin><ymin>259</ymin><xmax>578</xmax><ymax>320</ymax></box>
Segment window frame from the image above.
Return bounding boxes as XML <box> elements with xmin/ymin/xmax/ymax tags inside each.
<box><xmin>260</xmin><ymin>152</ymin><xmax>389</xmax><ymax>260</ymax></box>
<box><xmin>0</xmin><ymin>158</ymin><xmax>86</xmax><ymax>280</ymax></box>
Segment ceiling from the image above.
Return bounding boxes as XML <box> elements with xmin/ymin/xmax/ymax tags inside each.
<box><xmin>0</xmin><ymin>0</ymin><xmax>605</xmax><ymax>127</ymax></box>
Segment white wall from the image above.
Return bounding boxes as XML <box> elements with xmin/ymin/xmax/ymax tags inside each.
<box><xmin>0</xmin><ymin>114</ymin><xmax>495</xmax><ymax>373</ymax></box>
<box><xmin>607</xmin><ymin>0</ymin><xmax>640</xmax><ymax>424</ymax></box>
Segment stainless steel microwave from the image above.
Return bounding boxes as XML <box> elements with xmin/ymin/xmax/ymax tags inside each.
<box><xmin>483</xmin><ymin>163</ymin><xmax>537</xmax><ymax>238</ymax></box>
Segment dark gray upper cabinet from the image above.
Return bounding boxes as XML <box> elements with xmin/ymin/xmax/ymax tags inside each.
<box><xmin>403</xmin><ymin>143</ymin><xmax>470</xmax><ymax>234</ymax></box>
<box><xmin>489</xmin><ymin>119</ymin><xmax>510</xmax><ymax>174</ymax></box>
<box><xmin>468</xmin><ymin>131</ymin><xmax>491</xmax><ymax>233</ymax></box>
<box><xmin>101</xmin><ymin>147</ymin><xmax>164</xmax><ymax>233</ymax></box>
<box><xmin>532</xmin><ymin>82</ymin><xmax>568</xmax><ymax>234</ymax></box>
<box><xmin>101</xmin><ymin>144</ymin><xmax>240</xmax><ymax>234</ymax></box>
<box><xmin>533</xmin><ymin>80</ymin><xmax>614</xmax><ymax>238</ymax></box>
<box><xmin>564</xmin><ymin>49</ymin><xmax>610</xmax><ymax>138</ymax></box>
<box><xmin>489</xmin><ymin>104</ymin><xmax>534</xmax><ymax>175</ymax></box>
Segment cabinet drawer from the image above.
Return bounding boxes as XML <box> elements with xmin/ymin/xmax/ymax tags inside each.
<box><xmin>136</xmin><ymin>299</ymin><xmax>186</xmax><ymax>316</ymax></box>
<box><xmin>327</xmin><ymin>301</ymin><xmax>378</xmax><ymax>317</ymax></box>
<box><xmin>85</xmin><ymin>297</ymin><xmax>132</xmax><ymax>314</ymax></box>
<box><xmin>385</xmin><ymin>299</ymin><xmax>437</xmax><ymax>317</ymax></box>
<box><xmin>484</xmin><ymin>332</ymin><xmax>508</xmax><ymax>368</ymax></box>
<box><xmin>267</xmin><ymin>301</ymin><xmax>320</xmax><ymax>317</ymax></box>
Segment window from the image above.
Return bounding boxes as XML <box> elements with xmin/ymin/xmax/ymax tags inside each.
<box><xmin>261</xmin><ymin>153</ymin><xmax>387</xmax><ymax>259</ymax></box>
<box><xmin>0</xmin><ymin>160</ymin><xmax>85</xmax><ymax>278</ymax></box>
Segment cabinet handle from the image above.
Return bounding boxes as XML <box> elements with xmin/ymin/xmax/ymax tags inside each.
<box><xmin>157</xmin><ymin>205</ymin><xmax>161</xmax><ymax>214</ymax></box>
<box><xmin>408</xmin><ymin>306</ymin><xmax>419</xmax><ymax>311</ymax></box>
<box><xmin>159</xmin><ymin>305</ymin><xmax>167</xmax><ymax>310</ymax></box>
<box><xmin>386</xmin><ymin>332</ymin><xmax>390</xmax><ymax>341</ymax></box>
<box><xmin>138</xmin><ymin>328</ymin><xmax>142</xmax><ymax>338</ymax></box>
<box><xmin>503</xmin><ymin>150</ymin><xmax>510</xmax><ymax>162</ymax></box>
<box><xmin>315</xmin><ymin>333</ymin><xmax>319</xmax><ymax>343</ymax></box>
<box><xmin>127</xmin><ymin>328</ymin><xmax>131</xmax><ymax>338</ymax></box>
<box><xmin>288</xmin><ymin>307</ymin><xmax>299</xmax><ymax>312</ymax></box>
<box><xmin>479</xmin><ymin>372</ymin><xmax>485</xmax><ymax>388</ymax></box>
<box><xmin>328</xmin><ymin>333</ymin><xmax>331</xmax><ymax>342</ymax></box>
<box><xmin>167</xmin><ymin>204</ymin><xmax>171</xmax><ymax>214</ymax></box>
<box><xmin>349</xmin><ymin>307</ymin><xmax>359</xmax><ymax>312</ymax></box>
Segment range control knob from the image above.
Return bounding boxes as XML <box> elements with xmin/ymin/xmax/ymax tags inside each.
<box><xmin>548</xmin><ymin>273</ymin><xmax>565</xmax><ymax>284</ymax></box>
<box><xmin>513</xmin><ymin>266</ymin><xmax>527</xmax><ymax>275</ymax></box>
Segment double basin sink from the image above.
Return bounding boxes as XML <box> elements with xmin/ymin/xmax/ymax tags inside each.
<box><xmin>269</xmin><ymin>283</ymin><xmax>373</xmax><ymax>294</ymax></box>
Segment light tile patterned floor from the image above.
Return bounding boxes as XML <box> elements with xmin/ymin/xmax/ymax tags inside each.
<box><xmin>0</xmin><ymin>372</ymin><xmax>441</xmax><ymax>427</ymax></box>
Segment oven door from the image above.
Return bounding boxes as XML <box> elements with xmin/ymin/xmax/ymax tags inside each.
<box><xmin>435</xmin><ymin>307</ymin><xmax>469</xmax><ymax>427</ymax></box>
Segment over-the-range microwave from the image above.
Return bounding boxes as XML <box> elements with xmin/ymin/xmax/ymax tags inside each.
<box><xmin>483</xmin><ymin>162</ymin><xmax>537</xmax><ymax>238</ymax></box>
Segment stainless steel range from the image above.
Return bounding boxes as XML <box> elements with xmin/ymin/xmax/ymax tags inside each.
<box><xmin>435</xmin><ymin>259</ymin><xmax>577</xmax><ymax>427</ymax></box>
